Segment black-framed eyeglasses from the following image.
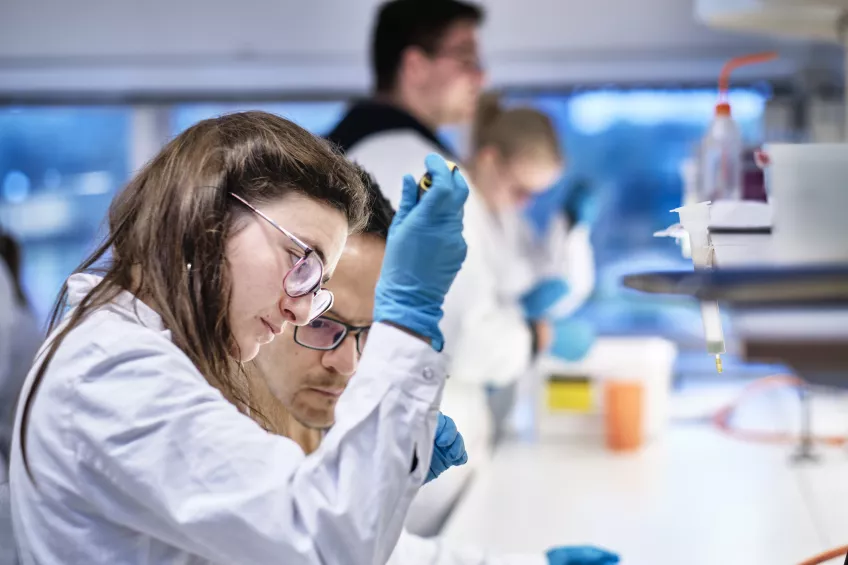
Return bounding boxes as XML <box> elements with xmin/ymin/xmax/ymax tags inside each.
<box><xmin>431</xmin><ymin>47</ymin><xmax>483</xmax><ymax>73</ymax></box>
<box><xmin>294</xmin><ymin>315</ymin><xmax>371</xmax><ymax>355</ymax></box>
<box><xmin>229</xmin><ymin>192</ymin><xmax>333</xmax><ymax>323</ymax></box>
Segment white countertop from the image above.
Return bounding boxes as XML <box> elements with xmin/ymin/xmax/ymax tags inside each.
<box><xmin>443</xmin><ymin>387</ymin><xmax>848</xmax><ymax>565</ymax></box>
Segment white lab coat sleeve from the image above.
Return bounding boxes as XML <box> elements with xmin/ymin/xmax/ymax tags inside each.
<box><xmin>346</xmin><ymin>132</ymin><xmax>435</xmax><ymax>209</ymax></box>
<box><xmin>526</xmin><ymin>215</ymin><xmax>595</xmax><ymax>320</ymax></box>
<box><xmin>387</xmin><ymin>529</ymin><xmax>548</xmax><ymax>565</ymax></box>
<box><xmin>441</xmin><ymin>221</ymin><xmax>534</xmax><ymax>388</ymax></box>
<box><xmin>67</xmin><ymin>322</ymin><xmax>445</xmax><ymax>565</ymax></box>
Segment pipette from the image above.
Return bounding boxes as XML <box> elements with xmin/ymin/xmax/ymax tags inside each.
<box><xmin>418</xmin><ymin>160</ymin><xmax>459</xmax><ymax>199</ymax></box>
<box><xmin>700</xmin><ymin>300</ymin><xmax>725</xmax><ymax>373</ymax></box>
<box><xmin>673</xmin><ymin>202</ymin><xmax>726</xmax><ymax>374</ymax></box>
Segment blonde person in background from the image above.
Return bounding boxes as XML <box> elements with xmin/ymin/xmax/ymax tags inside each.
<box><xmin>246</xmin><ymin>168</ymin><xmax>619</xmax><ymax>565</ymax></box>
<box><xmin>440</xmin><ymin>92</ymin><xmax>598</xmax><ymax>460</ymax></box>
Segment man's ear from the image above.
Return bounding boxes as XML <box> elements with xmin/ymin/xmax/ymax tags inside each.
<box><xmin>400</xmin><ymin>46</ymin><xmax>431</xmax><ymax>88</ymax></box>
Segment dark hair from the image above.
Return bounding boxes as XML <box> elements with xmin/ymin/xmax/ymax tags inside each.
<box><xmin>0</xmin><ymin>231</ymin><xmax>27</xmax><ymax>306</ymax></box>
<box><xmin>20</xmin><ymin>111</ymin><xmax>368</xmax><ymax>477</ymax></box>
<box><xmin>354</xmin><ymin>165</ymin><xmax>395</xmax><ymax>241</ymax></box>
<box><xmin>372</xmin><ymin>0</ymin><xmax>484</xmax><ymax>93</ymax></box>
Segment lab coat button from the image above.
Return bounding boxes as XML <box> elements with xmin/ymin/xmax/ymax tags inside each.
<box><xmin>422</xmin><ymin>367</ymin><xmax>434</xmax><ymax>380</ymax></box>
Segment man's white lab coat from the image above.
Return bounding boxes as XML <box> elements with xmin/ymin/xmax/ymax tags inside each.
<box><xmin>329</xmin><ymin>102</ymin><xmax>482</xmax><ymax>535</ymax></box>
<box><xmin>9</xmin><ymin>274</ymin><xmax>447</xmax><ymax>564</ymax></box>
<box><xmin>328</xmin><ymin>102</ymin><xmax>595</xmax><ymax>538</ymax></box>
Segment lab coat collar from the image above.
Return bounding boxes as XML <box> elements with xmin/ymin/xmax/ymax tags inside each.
<box><xmin>66</xmin><ymin>273</ymin><xmax>166</xmax><ymax>332</ymax></box>
<box><xmin>326</xmin><ymin>100</ymin><xmax>457</xmax><ymax>159</ymax></box>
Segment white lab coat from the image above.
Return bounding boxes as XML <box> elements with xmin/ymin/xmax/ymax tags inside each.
<box><xmin>523</xmin><ymin>214</ymin><xmax>595</xmax><ymax>321</ymax></box>
<box><xmin>335</xmin><ymin>105</ymin><xmax>594</xmax><ymax>545</ymax></box>
<box><xmin>9</xmin><ymin>273</ymin><xmax>446</xmax><ymax>564</ymax></box>
<box><xmin>343</xmin><ymin>121</ymin><xmax>482</xmax><ymax>536</ymax></box>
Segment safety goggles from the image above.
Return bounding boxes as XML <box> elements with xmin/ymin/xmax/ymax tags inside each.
<box><xmin>229</xmin><ymin>193</ymin><xmax>333</xmax><ymax>323</ymax></box>
<box><xmin>294</xmin><ymin>315</ymin><xmax>371</xmax><ymax>355</ymax></box>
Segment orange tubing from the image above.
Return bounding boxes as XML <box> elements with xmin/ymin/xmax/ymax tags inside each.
<box><xmin>711</xmin><ymin>374</ymin><xmax>848</xmax><ymax>447</ymax></box>
<box><xmin>707</xmin><ymin>376</ymin><xmax>847</xmax><ymax>564</ymax></box>
<box><xmin>797</xmin><ymin>545</ymin><xmax>848</xmax><ymax>565</ymax></box>
<box><xmin>717</xmin><ymin>51</ymin><xmax>778</xmax><ymax>102</ymax></box>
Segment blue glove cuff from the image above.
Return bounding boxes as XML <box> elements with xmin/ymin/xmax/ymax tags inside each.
<box><xmin>374</xmin><ymin>301</ymin><xmax>445</xmax><ymax>352</ymax></box>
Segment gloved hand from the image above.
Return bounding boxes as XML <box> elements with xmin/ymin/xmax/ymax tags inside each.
<box><xmin>564</xmin><ymin>181</ymin><xmax>601</xmax><ymax>227</ymax></box>
<box><xmin>546</xmin><ymin>546</ymin><xmax>620</xmax><ymax>565</ymax></box>
<box><xmin>521</xmin><ymin>278</ymin><xmax>570</xmax><ymax>321</ymax></box>
<box><xmin>374</xmin><ymin>154</ymin><xmax>469</xmax><ymax>351</ymax></box>
<box><xmin>425</xmin><ymin>413</ymin><xmax>468</xmax><ymax>484</ymax></box>
<box><xmin>550</xmin><ymin>317</ymin><xmax>595</xmax><ymax>362</ymax></box>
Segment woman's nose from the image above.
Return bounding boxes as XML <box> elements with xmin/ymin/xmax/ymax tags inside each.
<box><xmin>280</xmin><ymin>293</ymin><xmax>314</xmax><ymax>326</ymax></box>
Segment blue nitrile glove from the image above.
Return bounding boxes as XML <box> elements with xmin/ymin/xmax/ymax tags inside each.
<box><xmin>520</xmin><ymin>278</ymin><xmax>570</xmax><ymax>321</ymax></box>
<box><xmin>550</xmin><ymin>317</ymin><xmax>595</xmax><ymax>361</ymax></box>
<box><xmin>546</xmin><ymin>546</ymin><xmax>620</xmax><ymax>565</ymax></box>
<box><xmin>425</xmin><ymin>413</ymin><xmax>468</xmax><ymax>484</ymax></box>
<box><xmin>374</xmin><ymin>154</ymin><xmax>470</xmax><ymax>351</ymax></box>
<box><xmin>564</xmin><ymin>180</ymin><xmax>601</xmax><ymax>227</ymax></box>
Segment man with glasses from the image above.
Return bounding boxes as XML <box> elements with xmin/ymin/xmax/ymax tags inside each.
<box><xmin>244</xmin><ymin>173</ymin><xmax>619</xmax><ymax>565</ymax></box>
<box><xmin>327</xmin><ymin>0</ymin><xmax>484</xmax><ymax>209</ymax></box>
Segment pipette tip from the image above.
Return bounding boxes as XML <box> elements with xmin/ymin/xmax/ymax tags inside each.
<box><xmin>715</xmin><ymin>355</ymin><xmax>723</xmax><ymax>374</ymax></box>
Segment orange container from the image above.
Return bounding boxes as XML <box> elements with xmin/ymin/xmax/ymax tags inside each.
<box><xmin>604</xmin><ymin>380</ymin><xmax>644</xmax><ymax>452</ymax></box>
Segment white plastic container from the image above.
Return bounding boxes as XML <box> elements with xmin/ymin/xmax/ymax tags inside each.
<box><xmin>533</xmin><ymin>337</ymin><xmax>677</xmax><ymax>443</ymax></box>
<box><xmin>673</xmin><ymin>201</ymin><xmax>713</xmax><ymax>267</ymax></box>
<box><xmin>708</xmin><ymin>200</ymin><xmax>776</xmax><ymax>267</ymax></box>
<box><xmin>764</xmin><ymin>142</ymin><xmax>848</xmax><ymax>265</ymax></box>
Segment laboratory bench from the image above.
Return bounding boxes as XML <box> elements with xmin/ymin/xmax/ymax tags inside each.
<box><xmin>442</xmin><ymin>382</ymin><xmax>848</xmax><ymax>565</ymax></box>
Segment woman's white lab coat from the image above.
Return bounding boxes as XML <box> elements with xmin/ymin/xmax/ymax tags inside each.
<box><xmin>9</xmin><ymin>274</ymin><xmax>447</xmax><ymax>564</ymax></box>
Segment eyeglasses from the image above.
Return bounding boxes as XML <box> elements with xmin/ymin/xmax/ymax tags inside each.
<box><xmin>229</xmin><ymin>193</ymin><xmax>333</xmax><ymax>323</ymax></box>
<box><xmin>294</xmin><ymin>315</ymin><xmax>371</xmax><ymax>355</ymax></box>
<box><xmin>431</xmin><ymin>47</ymin><xmax>483</xmax><ymax>73</ymax></box>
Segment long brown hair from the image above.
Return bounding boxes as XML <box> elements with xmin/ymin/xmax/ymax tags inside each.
<box><xmin>20</xmin><ymin>111</ymin><xmax>368</xmax><ymax>476</ymax></box>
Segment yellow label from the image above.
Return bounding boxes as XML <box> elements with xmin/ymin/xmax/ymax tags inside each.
<box><xmin>546</xmin><ymin>379</ymin><xmax>593</xmax><ymax>412</ymax></box>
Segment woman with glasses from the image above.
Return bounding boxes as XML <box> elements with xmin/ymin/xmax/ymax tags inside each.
<box><xmin>8</xmin><ymin>111</ymin><xmax>470</xmax><ymax>564</ymax></box>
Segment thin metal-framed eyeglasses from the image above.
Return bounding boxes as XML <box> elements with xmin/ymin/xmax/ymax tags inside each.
<box><xmin>229</xmin><ymin>192</ymin><xmax>333</xmax><ymax>322</ymax></box>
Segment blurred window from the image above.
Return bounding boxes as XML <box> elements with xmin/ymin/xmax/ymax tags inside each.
<box><xmin>0</xmin><ymin>106</ymin><xmax>131</xmax><ymax>323</ymax></box>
